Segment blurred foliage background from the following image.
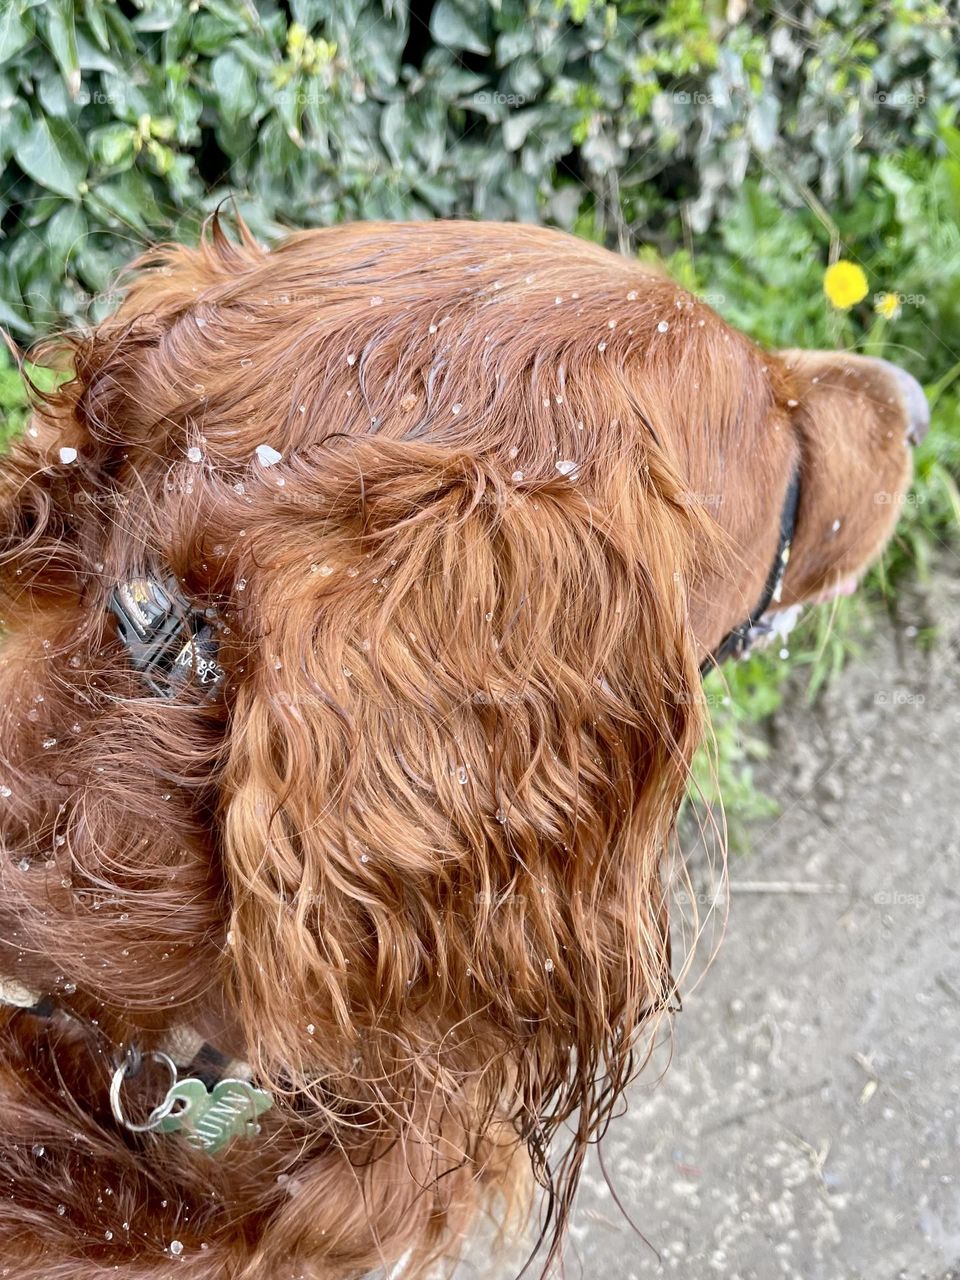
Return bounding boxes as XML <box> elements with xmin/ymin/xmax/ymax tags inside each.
<box><xmin>1</xmin><ymin>0</ymin><xmax>959</xmax><ymax>827</ymax></box>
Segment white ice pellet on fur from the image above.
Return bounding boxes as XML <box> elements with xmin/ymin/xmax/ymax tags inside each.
<box><xmin>186</xmin><ymin>446</ymin><xmax>203</xmax><ymax>463</ymax></box>
<box><xmin>169</xmin><ymin>1240</ymin><xmax>184</xmax><ymax>1257</ymax></box>
<box><xmin>255</xmin><ymin>444</ymin><xmax>283</xmax><ymax>467</ymax></box>
<box><xmin>555</xmin><ymin>459</ymin><xmax>579</xmax><ymax>478</ymax></box>
<box><xmin>58</xmin><ymin>447</ymin><xmax>77</xmax><ymax>464</ymax></box>
<box><xmin>657</xmin><ymin>320</ymin><xmax>670</xmax><ymax>333</ymax></box>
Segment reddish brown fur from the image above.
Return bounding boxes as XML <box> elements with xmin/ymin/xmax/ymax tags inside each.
<box><xmin>0</xmin><ymin>220</ymin><xmax>912</xmax><ymax>1277</ymax></box>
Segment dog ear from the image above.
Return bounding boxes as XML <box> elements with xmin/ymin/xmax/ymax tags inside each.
<box><xmin>217</xmin><ymin>432</ymin><xmax>709</xmax><ymax>1209</ymax></box>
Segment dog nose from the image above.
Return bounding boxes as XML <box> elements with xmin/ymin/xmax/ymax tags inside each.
<box><xmin>876</xmin><ymin>359</ymin><xmax>930</xmax><ymax>446</ymax></box>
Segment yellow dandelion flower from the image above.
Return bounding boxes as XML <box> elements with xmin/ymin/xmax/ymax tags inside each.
<box><xmin>823</xmin><ymin>260</ymin><xmax>869</xmax><ymax>310</ymax></box>
<box><xmin>875</xmin><ymin>291</ymin><xmax>901</xmax><ymax>321</ymax></box>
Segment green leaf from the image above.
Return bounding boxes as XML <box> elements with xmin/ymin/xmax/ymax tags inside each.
<box><xmin>189</xmin><ymin>10</ymin><xmax>249</xmax><ymax>56</ymax></box>
<box><xmin>75</xmin><ymin>28</ymin><xmax>119</xmax><ymax>73</ymax></box>
<box><xmin>0</xmin><ymin>4</ymin><xmax>34</xmax><ymax>64</ymax></box>
<box><xmin>14</xmin><ymin>115</ymin><xmax>88</xmax><ymax>198</ymax></box>
<box><xmin>380</xmin><ymin>100</ymin><xmax>407</xmax><ymax>168</ymax></box>
<box><xmin>133</xmin><ymin>0</ymin><xmax>196</xmax><ymax>35</ymax></box>
<box><xmin>74</xmin><ymin>239</ymin><xmax>124</xmax><ymax>292</ymax></box>
<box><xmin>211</xmin><ymin>49</ymin><xmax>259</xmax><ymax>126</ymax></box>
<box><xmin>290</xmin><ymin>0</ymin><xmax>326</xmax><ymax>28</ymax></box>
<box><xmin>85</xmin><ymin>168</ymin><xmax>166</xmax><ymax>234</ymax></box>
<box><xmin>0</xmin><ymin>294</ymin><xmax>30</xmax><ymax>336</ymax></box>
<box><xmin>430</xmin><ymin>1</ymin><xmax>490</xmax><ymax>56</ymax></box>
<box><xmin>42</xmin><ymin>0</ymin><xmax>82</xmax><ymax>99</ymax></box>
<box><xmin>36</xmin><ymin>70</ymin><xmax>73</xmax><ymax>119</ymax></box>
<box><xmin>0</xmin><ymin>97</ymin><xmax>31</xmax><ymax>165</ymax></box>
<box><xmin>45</xmin><ymin>202</ymin><xmax>88</xmax><ymax>268</ymax></box>
<box><xmin>82</xmin><ymin>0</ymin><xmax>110</xmax><ymax>52</ymax></box>
<box><xmin>89</xmin><ymin>123</ymin><xmax>137</xmax><ymax>169</ymax></box>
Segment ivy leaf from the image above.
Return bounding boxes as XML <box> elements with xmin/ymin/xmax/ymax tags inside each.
<box><xmin>14</xmin><ymin>116</ymin><xmax>88</xmax><ymax>198</ymax></box>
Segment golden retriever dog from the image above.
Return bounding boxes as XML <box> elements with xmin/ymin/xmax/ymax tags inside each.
<box><xmin>0</xmin><ymin>219</ymin><xmax>925</xmax><ymax>1277</ymax></box>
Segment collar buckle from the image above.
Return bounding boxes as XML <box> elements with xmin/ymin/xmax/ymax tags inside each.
<box><xmin>109</xmin><ymin>574</ymin><xmax>224</xmax><ymax>698</ymax></box>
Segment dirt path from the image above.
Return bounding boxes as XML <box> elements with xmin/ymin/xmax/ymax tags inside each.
<box><xmin>460</xmin><ymin>563</ymin><xmax>960</xmax><ymax>1280</ymax></box>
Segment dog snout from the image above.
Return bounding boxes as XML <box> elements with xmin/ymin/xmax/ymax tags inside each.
<box><xmin>874</xmin><ymin>359</ymin><xmax>930</xmax><ymax>446</ymax></box>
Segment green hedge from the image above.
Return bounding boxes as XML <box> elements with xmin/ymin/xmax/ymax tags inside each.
<box><xmin>1</xmin><ymin>0</ymin><xmax>958</xmax><ymax>335</ymax></box>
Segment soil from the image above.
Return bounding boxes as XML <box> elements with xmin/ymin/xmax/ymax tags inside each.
<box><xmin>459</xmin><ymin>559</ymin><xmax>960</xmax><ymax>1280</ymax></box>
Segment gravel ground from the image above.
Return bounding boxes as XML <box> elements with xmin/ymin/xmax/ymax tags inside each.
<box><xmin>459</xmin><ymin>561</ymin><xmax>960</xmax><ymax>1280</ymax></box>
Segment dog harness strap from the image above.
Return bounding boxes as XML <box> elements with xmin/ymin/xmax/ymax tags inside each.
<box><xmin>701</xmin><ymin>462</ymin><xmax>802</xmax><ymax>674</ymax></box>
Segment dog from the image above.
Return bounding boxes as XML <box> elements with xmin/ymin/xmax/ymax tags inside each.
<box><xmin>0</xmin><ymin>219</ymin><xmax>925</xmax><ymax>1278</ymax></box>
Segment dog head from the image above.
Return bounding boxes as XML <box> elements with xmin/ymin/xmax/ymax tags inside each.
<box><xmin>0</xmin><ymin>220</ymin><xmax>920</xmax><ymax>1276</ymax></box>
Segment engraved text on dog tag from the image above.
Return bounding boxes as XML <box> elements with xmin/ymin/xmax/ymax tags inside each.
<box><xmin>158</xmin><ymin>1077</ymin><xmax>273</xmax><ymax>1155</ymax></box>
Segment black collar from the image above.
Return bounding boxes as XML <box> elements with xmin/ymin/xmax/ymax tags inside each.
<box><xmin>700</xmin><ymin>463</ymin><xmax>802</xmax><ymax>674</ymax></box>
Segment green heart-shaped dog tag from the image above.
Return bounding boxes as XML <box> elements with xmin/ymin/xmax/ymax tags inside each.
<box><xmin>158</xmin><ymin>1077</ymin><xmax>273</xmax><ymax>1155</ymax></box>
